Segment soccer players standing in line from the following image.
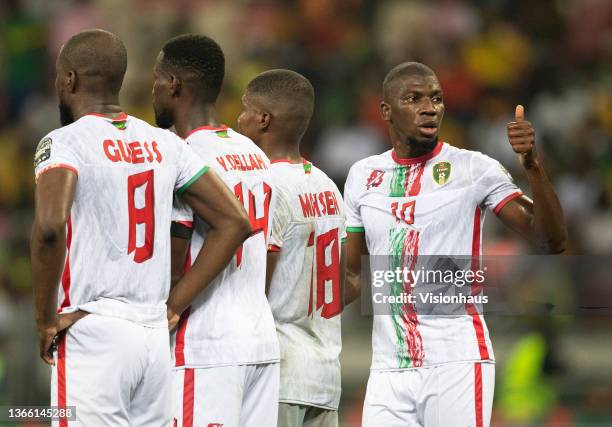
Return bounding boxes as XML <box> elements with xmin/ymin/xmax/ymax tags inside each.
<box><xmin>31</xmin><ymin>30</ymin><xmax>250</xmax><ymax>426</ymax></box>
<box><xmin>344</xmin><ymin>62</ymin><xmax>567</xmax><ymax>426</ymax></box>
<box><xmin>238</xmin><ymin>69</ymin><xmax>348</xmax><ymax>427</ymax></box>
<box><xmin>152</xmin><ymin>35</ymin><xmax>280</xmax><ymax>427</ymax></box>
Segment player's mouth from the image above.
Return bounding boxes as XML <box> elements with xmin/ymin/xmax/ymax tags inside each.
<box><xmin>417</xmin><ymin>121</ymin><xmax>438</xmax><ymax>137</ymax></box>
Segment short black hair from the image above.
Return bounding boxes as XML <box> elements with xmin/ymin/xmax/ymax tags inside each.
<box><xmin>161</xmin><ymin>34</ymin><xmax>225</xmax><ymax>102</ymax></box>
<box><xmin>60</xmin><ymin>29</ymin><xmax>127</xmax><ymax>94</ymax></box>
<box><xmin>246</xmin><ymin>69</ymin><xmax>314</xmax><ymax>138</ymax></box>
<box><xmin>383</xmin><ymin>62</ymin><xmax>437</xmax><ymax>101</ymax></box>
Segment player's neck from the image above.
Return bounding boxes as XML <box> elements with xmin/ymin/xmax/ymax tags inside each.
<box><xmin>71</xmin><ymin>96</ymin><xmax>123</xmax><ymax>121</ymax></box>
<box><xmin>259</xmin><ymin>136</ymin><xmax>302</xmax><ymax>163</ymax></box>
<box><xmin>392</xmin><ymin>137</ymin><xmax>438</xmax><ymax>159</ymax></box>
<box><xmin>175</xmin><ymin>103</ymin><xmax>220</xmax><ymax>139</ymax></box>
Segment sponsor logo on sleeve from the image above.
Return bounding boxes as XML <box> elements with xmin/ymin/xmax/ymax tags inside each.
<box><xmin>34</xmin><ymin>137</ymin><xmax>52</xmax><ymax>167</ymax></box>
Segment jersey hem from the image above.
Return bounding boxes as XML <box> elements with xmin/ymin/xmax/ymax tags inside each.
<box><xmin>174</xmin><ymin>358</ymin><xmax>280</xmax><ymax>369</ymax></box>
<box><xmin>370</xmin><ymin>358</ymin><xmax>495</xmax><ymax>372</ymax></box>
<box><xmin>176</xmin><ymin>165</ymin><xmax>209</xmax><ymax>196</ymax></box>
<box><xmin>278</xmin><ymin>398</ymin><xmax>338</xmax><ymax>411</ymax></box>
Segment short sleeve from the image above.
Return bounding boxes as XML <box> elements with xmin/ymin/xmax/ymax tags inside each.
<box><xmin>174</xmin><ymin>136</ymin><xmax>209</xmax><ymax>195</ymax></box>
<box><xmin>472</xmin><ymin>154</ymin><xmax>523</xmax><ymax>215</ymax></box>
<box><xmin>172</xmin><ymin>195</ymin><xmax>194</xmax><ymax>225</ymax></box>
<box><xmin>34</xmin><ymin>133</ymin><xmax>80</xmax><ymax>182</ymax></box>
<box><xmin>344</xmin><ymin>164</ymin><xmax>364</xmax><ymax>232</ymax></box>
<box><xmin>268</xmin><ymin>186</ymin><xmax>290</xmax><ymax>252</ymax></box>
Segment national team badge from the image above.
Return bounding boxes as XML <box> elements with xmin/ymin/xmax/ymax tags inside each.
<box><xmin>432</xmin><ymin>161</ymin><xmax>451</xmax><ymax>185</ymax></box>
<box><xmin>366</xmin><ymin>170</ymin><xmax>385</xmax><ymax>189</ymax></box>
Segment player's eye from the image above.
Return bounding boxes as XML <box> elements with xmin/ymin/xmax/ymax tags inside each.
<box><xmin>402</xmin><ymin>95</ymin><xmax>417</xmax><ymax>103</ymax></box>
<box><xmin>432</xmin><ymin>96</ymin><xmax>443</xmax><ymax>104</ymax></box>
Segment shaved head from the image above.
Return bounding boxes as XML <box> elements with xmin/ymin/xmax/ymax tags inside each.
<box><xmin>244</xmin><ymin>69</ymin><xmax>314</xmax><ymax>140</ymax></box>
<box><xmin>58</xmin><ymin>29</ymin><xmax>127</xmax><ymax>95</ymax></box>
<box><xmin>383</xmin><ymin>62</ymin><xmax>437</xmax><ymax>102</ymax></box>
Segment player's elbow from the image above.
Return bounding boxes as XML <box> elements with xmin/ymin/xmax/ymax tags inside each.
<box><xmin>228</xmin><ymin>209</ymin><xmax>253</xmax><ymax>241</ymax></box>
<box><xmin>34</xmin><ymin>213</ymin><xmax>68</xmax><ymax>244</ymax></box>
<box><xmin>542</xmin><ymin>237</ymin><xmax>568</xmax><ymax>254</ymax></box>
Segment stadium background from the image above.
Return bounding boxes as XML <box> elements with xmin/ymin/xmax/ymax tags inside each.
<box><xmin>0</xmin><ymin>0</ymin><xmax>610</xmax><ymax>425</ymax></box>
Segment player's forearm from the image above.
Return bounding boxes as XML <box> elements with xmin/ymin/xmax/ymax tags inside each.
<box><xmin>344</xmin><ymin>269</ymin><xmax>361</xmax><ymax>305</ymax></box>
<box><xmin>31</xmin><ymin>221</ymin><xmax>66</xmax><ymax>327</ymax></box>
<box><xmin>167</xmin><ymin>221</ymin><xmax>251</xmax><ymax>315</ymax></box>
<box><xmin>523</xmin><ymin>161</ymin><xmax>567</xmax><ymax>253</ymax></box>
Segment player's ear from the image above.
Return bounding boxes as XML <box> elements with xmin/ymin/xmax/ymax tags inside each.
<box><xmin>259</xmin><ymin>111</ymin><xmax>271</xmax><ymax>131</ymax></box>
<box><xmin>380</xmin><ymin>101</ymin><xmax>391</xmax><ymax>122</ymax></box>
<box><xmin>169</xmin><ymin>74</ymin><xmax>181</xmax><ymax>97</ymax></box>
<box><xmin>65</xmin><ymin>70</ymin><xmax>77</xmax><ymax>94</ymax></box>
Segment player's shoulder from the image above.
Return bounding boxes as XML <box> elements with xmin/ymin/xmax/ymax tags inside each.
<box><xmin>444</xmin><ymin>143</ymin><xmax>500</xmax><ymax>169</ymax></box>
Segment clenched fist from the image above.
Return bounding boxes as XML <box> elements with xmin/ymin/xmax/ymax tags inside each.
<box><xmin>507</xmin><ymin>105</ymin><xmax>538</xmax><ymax>169</ymax></box>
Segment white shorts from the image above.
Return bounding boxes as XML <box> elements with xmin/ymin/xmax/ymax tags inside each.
<box><xmin>173</xmin><ymin>363</ymin><xmax>280</xmax><ymax>427</ymax></box>
<box><xmin>362</xmin><ymin>362</ymin><xmax>494</xmax><ymax>427</ymax></box>
<box><xmin>278</xmin><ymin>403</ymin><xmax>338</xmax><ymax>427</ymax></box>
<box><xmin>51</xmin><ymin>313</ymin><xmax>172</xmax><ymax>426</ymax></box>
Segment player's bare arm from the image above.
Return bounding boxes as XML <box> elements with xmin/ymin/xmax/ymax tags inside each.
<box><xmin>31</xmin><ymin>168</ymin><xmax>80</xmax><ymax>365</ymax></box>
<box><xmin>345</xmin><ymin>231</ymin><xmax>368</xmax><ymax>305</ymax></box>
<box><xmin>166</xmin><ymin>169</ymin><xmax>251</xmax><ymax>329</ymax></box>
<box><xmin>496</xmin><ymin>105</ymin><xmax>568</xmax><ymax>253</ymax></box>
<box><xmin>265</xmin><ymin>251</ymin><xmax>280</xmax><ymax>296</ymax></box>
<box><xmin>170</xmin><ymin>235</ymin><xmax>191</xmax><ymax>289</ymax></box>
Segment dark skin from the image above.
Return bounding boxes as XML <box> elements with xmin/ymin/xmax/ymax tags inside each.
<box><xmin>153</xmin><ymin>51</ymin><xmax>261</xmax><ymax>323</ymax></box>
<box><xmin>236</xmin><ymin>90</ymin><xmax>351</xmax><ymax>303</ymax></box>
<box><xmin>346</xmin><ymin>72</ymin><xmax>567</xmax><ymax>299</ymax></box>
<box><xmin>33</xmin><ymin>38</ymin><xmax>250</xmax><ymax>365</ymax></box>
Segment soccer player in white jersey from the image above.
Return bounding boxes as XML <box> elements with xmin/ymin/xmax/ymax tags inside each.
<box><xmin>31</xmin><ymin>30</ymin><xmax>251</xmax><ymax>427</ymax></box>
<box><xmin>238</xmin><ymin>69</ymin><xmax>351</xmax><ymax>427</ymax></box>
<box><xmin>151</xmin><ymin>35</ymin><xmax>280</xmax><ymax>427</ymax></box>
<box><xmin>344</xmin><ymin>62</ymin><xmax>567</xmax><ymax>426</ymax></box>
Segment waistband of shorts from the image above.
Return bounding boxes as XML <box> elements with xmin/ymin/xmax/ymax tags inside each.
<box><xmin>70</xmin><ymin>298</ymin><xmax>167</xmax><ymax>328</ymax></box>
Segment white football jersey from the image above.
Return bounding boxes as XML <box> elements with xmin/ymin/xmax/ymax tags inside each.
<box><xmin>171</xmin><ymin>126</ymin><xmax>280</xmax><ymax>367</ymax></box>
<box><xmin>33</xmin><ymin>113</ymin><xmax>207</xmax><ymax>327</ymax></box>
<box><xmin>344</xmin><ymin>141</ymin><xmax>523</xmax><ymax>370</ymax></box>
<box><xmin>266</xmin><ymin>160</ymin><xmax>346</xmax><ymax>410</ymax></box>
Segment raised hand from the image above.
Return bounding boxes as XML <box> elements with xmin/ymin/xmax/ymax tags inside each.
<box><xmin>507</xmin><ymin>105</ymin><xmax>537</xmax><ymax>169</ymax></box>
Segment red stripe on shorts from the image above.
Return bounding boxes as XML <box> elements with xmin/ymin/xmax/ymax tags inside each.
<box><xmin>183</xmin><ymin>369</ymin><xmax>195</xmax><ymax>427</ymax></box>
<box><xmin>58</xmin><ymin>335</ymin><xmax>68</xmax><ymax>427</ymax></box>
<box><xmin>474</xmin><ymin>363</ymin><xmax>483</xmax><ymax>427</ymax></box>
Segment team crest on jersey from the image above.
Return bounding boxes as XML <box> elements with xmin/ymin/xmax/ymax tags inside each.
<box><xmin>34</xmin><ymin>137</ymin><xmax>52</xmax><ymax>167</ymax></box>
<box><xmin>366</xmin><ymin>170</ymin><xmax>385</xmax><ymax>189</ymax></box>
<box><xmin>432</xmin><ymin>161</ymin><xmax>451</xmax><ymax>185</ymax></box>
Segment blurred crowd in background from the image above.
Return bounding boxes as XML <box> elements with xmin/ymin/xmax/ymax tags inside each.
<box><xmin>0</xmin><ymin>0</ymin><xmax>610</xmax><ymax>426</ymax></box>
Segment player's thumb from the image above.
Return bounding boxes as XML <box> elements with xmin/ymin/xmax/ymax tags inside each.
<box><xmin>515</xmin><ymin>105</ymin><xmax>525</xmax><ymax>122</ymax></box>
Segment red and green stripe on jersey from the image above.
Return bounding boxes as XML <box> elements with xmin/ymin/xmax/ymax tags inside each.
<box><xmin>387</xmin><ymin>160</ymin><xmax>426</xmax><ymax>368</ymax></box>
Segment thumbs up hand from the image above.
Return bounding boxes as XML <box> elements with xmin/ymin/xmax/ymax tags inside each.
<box><xmin>507</xmin><ymin>105</ymin><xmax>538</xmax><ymax>169</ymax></box>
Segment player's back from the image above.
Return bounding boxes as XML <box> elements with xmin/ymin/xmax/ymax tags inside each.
<box><xmin>34</xmin><ymin>113</ymin><xmax>206</xmax><ymax>327</ymax></box>
<box><xmin>172</xmin><ymin>126</ymin><xmax>279</xmax><ymax>367</ymax></box>
<box><xmin>266</xmin><ymin>160</ymin><xmax>346</xmax><ymax>410</ymax></box>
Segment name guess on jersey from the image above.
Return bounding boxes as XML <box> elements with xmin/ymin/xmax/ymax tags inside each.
<box><xmin>103</xmin><ymin>139</ymin><xmax>163</xmax><ymax>164</ymax></box>
<box><xmin>216</xmin><ymin>153</ymin><xmax>268</xmax><ymax>172</ymax></box>
<box><xmin>299</xmin><ymin>191</ymin><xmax>341</xmax><ymax>218</ymax></box>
